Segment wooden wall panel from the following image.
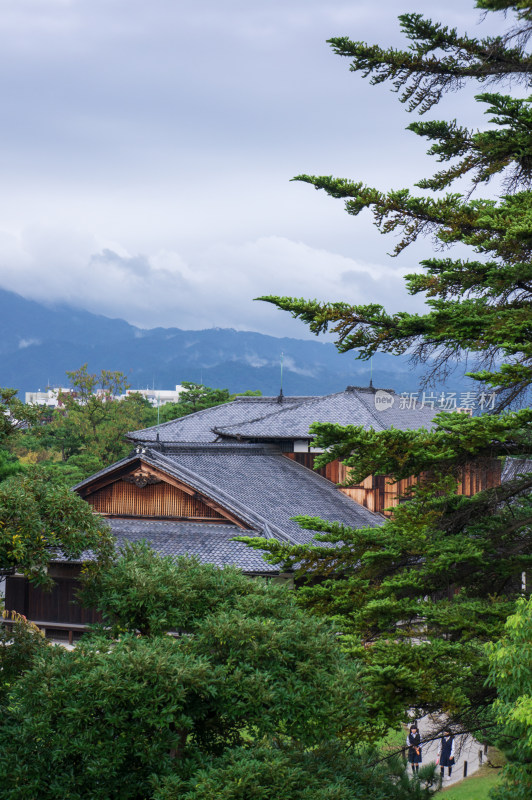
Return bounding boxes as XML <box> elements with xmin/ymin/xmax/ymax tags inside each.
<box><xmin>87</xmin><ymin>480</ymin><xmax>225</xmax><ymax>520</ymax></box>
<box><xmin>28</xmin><ymin>578</ymin><xmax>101</xmax><ymax>624</ymax></box>
<box><xmin>340</xmin><ymin>486</ymin><xmax>376</xmax><ymax>512</ymax></box>
<box><xmin>284</xmin><ymin>454</ymin><xmax>502</xmax><ymax>516</ymax></box>
<box><xmin>5</xmin><ymin>576</ymin><xmax>27</xmax><ymax>617</ymax></box>
<box><xmin>5</xmin><ymin>576</ymin><xmax>101</xmax><ymax>625</ymax></box>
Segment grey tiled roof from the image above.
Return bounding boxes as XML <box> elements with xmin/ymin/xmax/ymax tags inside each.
<box><xmin>74</xmin><ymin>443</ymin><xmax>384</xmax><ymax>573</ymax></box>
<box><xmin>502</xmin><ymin>458</ymin><xmax>532</xmax><ymax>482</ymax></box>
<box><xmin>152</xmin><ymin>444</ymin><xmax>382</xmax><ymax>543</ymax></box>
<box><xmin>214</xmin><ymin>386</ymin><xmax>437</xmax><ymax>439</ymax></box>
<box><xmin>107</xmin><ymin>519</ymin><xmax>279</xmax><ymax>573</ymax></box>
<box><xmin>355</xmin><ymin>387</ymin><xmax>439</xmax><ymax>431</ymax></box>
<box><xmin>127</xmin><ymin>396</ymin><xmax>315</xmax><ymax>443</ymax></box>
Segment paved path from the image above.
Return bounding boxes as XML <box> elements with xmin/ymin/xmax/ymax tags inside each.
<box><xmin>408</xmin><ymin>715</ymin><xmax>485</xmax><ymax>788</ymax></box>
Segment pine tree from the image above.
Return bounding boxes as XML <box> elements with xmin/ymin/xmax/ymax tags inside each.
<box><xmin>245</xmin><ymin>1</ymin><xmax>532</xmax><ymax>732</ymax></box>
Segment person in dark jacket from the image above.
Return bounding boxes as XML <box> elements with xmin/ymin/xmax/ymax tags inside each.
<box><xmin>437</xmin><ymin>730</ymin><xmax>455</xmax><ymax>780</ymax></box>
<box><xmin>406</xmin><ymin>725</ymin><xmax>422</xmax><ymax>775</ymax></box>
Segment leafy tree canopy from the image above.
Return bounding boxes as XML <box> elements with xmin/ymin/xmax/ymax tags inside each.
<box><xmin>0</xmin><ymin>610</ymin><xmax>49</xmax><ymax>707</ymax></box>
<box><xmin>0</xmin><ymin>449</ymin><xmax>23</xmax><ymax>483</ymax></box>
<box><xmin>488</xmin><ymin>596</ymin><xmax>532</xmax><ymax>800</ymax></box>
<box><xmin>0</xmin><ymin>378</ymin><xmax>115</xmax><ymax>588</ymax></box>
<box><xmin>152</xmin><ymin>746</ymin><xmax>431</xmax><ymax>800</ymax></box>
<box><xmin>0</xmin><ymin>387</ymin><xmax>43</xmax><ymax>448</ymax></box>
<box><xmin>0</xmin><ymin>470</ymin><xmax>113</xmax><ymax>586</ymax></box>
<box><xmin>16</xmin><ymin>365</ymin><xmax>157</xmax><ymax>479</ymax></box>
<box><xmin>0</xmin><ymin>387</ymin><xmax>44</xmax><ymax>483</ymax></box>
<box><xmin>0</xmin><ymin>544</ymin><xmax>433</xmax><ymax>800</ymax></box>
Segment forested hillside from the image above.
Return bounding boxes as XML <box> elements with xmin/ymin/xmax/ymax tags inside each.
<box><xmin>0</xmin><ymin>288</ymin><xmax>479</xmax><ymax>397</ymax></box>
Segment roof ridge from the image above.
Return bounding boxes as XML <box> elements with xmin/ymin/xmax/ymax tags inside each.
<box><xmin>126</xmin><ymin>395</ymin><xmax>316</xmax><ymax>440</ymax></box>
<box><xmin>73</xmin><ymin>452</ymin><xmax>138</xmax><ymax>490</ymax></box>
<box><xmin>214</xmin><ymin>389</ymin><xmax>350</xmax><ymax>435</ymax></box>
<box><xmin>354</xmin><ymin>391</ymin><xmax>388</xmax><ymax>431</ymax></box>
<box><xmin>214</xmin><ymin>387</ymin><xmax>392</xmax><ymax>438</ymax></box>
<box><xmin>110</xmin><ymin>518</ymin><xmax>241</xmax><ymax>531</ymax></box>
<box><xmin>126</xmin><ymin>401</ymin><xmax>236</xmax><ymax>438</ymax></box>
<box><xmin>155</xmin><ymin>442</ymin><xmax>281</xmax><ymax>454</ymax></box>
<box><xmin>148</xmin><ymin>449</ymin><xmax>301</xmax><ymax>545</ymax></box>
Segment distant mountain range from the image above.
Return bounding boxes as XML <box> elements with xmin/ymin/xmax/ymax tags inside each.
<box><xmin>0</xmin><ymin>288</ymin><xmax>477</xmax><ymax>398</ymax></box>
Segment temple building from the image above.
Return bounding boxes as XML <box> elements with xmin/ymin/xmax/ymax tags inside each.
<box><xmin>3</xmin><ymin>386</ymin><xmax>500</xmax><ymax>641</ymax></box>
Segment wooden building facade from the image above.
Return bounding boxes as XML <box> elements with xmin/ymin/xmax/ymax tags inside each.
<box><xmin>286</xmin><ymin>453</ymin><xmax>502</xmax><ymax>515</ymax></box>
<box><xmin>4</xmin><ymin>564</ymin><xmax>101</xmax><ymax>644</ymax></box>
<box><xmin>1</xmin><ymin>386</ymin><xmax>506</xmax><ymax>640</ymax></box>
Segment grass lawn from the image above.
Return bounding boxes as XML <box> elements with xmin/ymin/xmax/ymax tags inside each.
<box><xmin>375</xmin><ymin>726</ymin><xmax>409</xmax><ymax>762</ymax></box>
<box><xmin>380</xmin><ymin>727</ymin><xmax>408</xmax><ymax>750</ymax></box>
<box><xmin>437</xmin><ymin>764</ymin><xmax>503</xmax><ymax>799</ymax></box>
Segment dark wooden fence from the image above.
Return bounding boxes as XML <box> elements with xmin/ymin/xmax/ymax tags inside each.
<box><xmin>4</xmin><ymin>572</ymin><xmax>101</xmax><ymax>641</ymax></box>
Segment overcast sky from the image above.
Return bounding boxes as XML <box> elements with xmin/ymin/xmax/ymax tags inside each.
<box><xmin>0</xmin><ymin>0</ymin><xmax>506</xmax><ymax>337</ymax></box>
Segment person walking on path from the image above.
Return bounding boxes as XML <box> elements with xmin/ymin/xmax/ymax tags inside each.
<box><xmin>407</xmin><ymin>724</ymin><xmax>422</xmax><ymax>775</ymax></box>
<box><xmin>437</xmin><ymin>731</ymin><xmax>455</xmax><ymax>781</ymax></box>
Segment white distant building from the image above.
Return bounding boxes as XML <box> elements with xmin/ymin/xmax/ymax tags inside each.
<box><xmin>25</xmin><ymin>388</ymin><xmax>76</xmax><ymax>407</ymax></box>
<box><xmin>25</xmin><ymin>385</ymin><xmax>184</xmax><ymax>408</ymax></box>
<box><xmin>124</xmin><ymin>385</ymin><xmax>184</xmax><ymax>407</ymax></box>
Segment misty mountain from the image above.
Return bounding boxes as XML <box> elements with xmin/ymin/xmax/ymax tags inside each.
<box><xmin>0</xmin><ymin>288</ymin><xmax>474</xmax><ymax>398</ymax></box>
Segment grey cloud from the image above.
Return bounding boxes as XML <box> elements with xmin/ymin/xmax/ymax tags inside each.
<box><xmin>92</xmin><ymin>249</ymin><xmax>152</xmax><ymax>278</ymax></box>
<box><xmin>0</xmin><ymin>1</ymin><xmax>508</xmax><ymax>336</ymax></box>
<box><xmin>341</xmin><ymin>269</ymin><xmax>378</xmax><ymax>286</ymax></box>
<box><xmin>0</xmin><ymin>227</ymin><xmax>425</xmax><ymax>337</ymax></box>
<box><xmin>240</xmin><ymin>354</ymin><xmax>270</xmax><ymax>369</ymax></box>
<box><xmin>282</xmin><ymin>356</ymin><xmax>317</xmax><ymax>378</ymax></box>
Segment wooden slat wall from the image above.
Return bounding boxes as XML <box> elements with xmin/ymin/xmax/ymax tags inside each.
<box><xmin>87</xmin><ymin>480</ymin><xmax>224</xmax><ymax>520</ymax></box>
<box><xmin>285</xmin><ymin>453</ymin><xmax>502</xmax><ymax>516</ymax></box>
<box><xmin>4</xmin><ymin>576</ymin><xmax>27</xmax><ymax>616</ymax></box>
<box><xmin>342</xmin><ymin>464</ymin><xmax>502</xmax><ymax>515</ymax></box>
<box><xmin>5</xmin><ymin>576</ymin><xmax>102</xmax><ymax>625</ymax></box>
<box><xmin>340</xmin><ymin>475</ymin><xmax>418</xmax><ymax>515</ymax></box>
<box><xmin>457</xmin><ymin>460</ymin><xmax>502</xmax><ymax>495</ymax></box>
